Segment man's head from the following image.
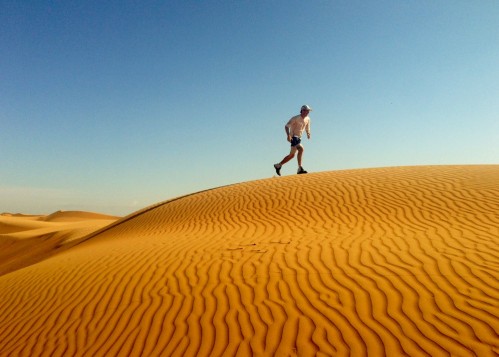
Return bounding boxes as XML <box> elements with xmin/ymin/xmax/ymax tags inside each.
<box><xmin>300</xmin><ymin>104</ymin><xmax>312</xmax><ymax>115</ymax></box>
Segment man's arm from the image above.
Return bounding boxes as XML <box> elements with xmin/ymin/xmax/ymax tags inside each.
<box><xmin>306</xmin><ymin>120</ymin><xmax>311</xmax><ymax>139</ymax></box>
<box><xmin>285</xmin><ymin>120</ymin><xmax>292</xmax><ymax>142</ymax></box>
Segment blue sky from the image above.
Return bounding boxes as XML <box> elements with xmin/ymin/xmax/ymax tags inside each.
<box><xmin>1</xmin><ymin>1</ymin><xmax>498</xmax><ymax>216</ymax></box>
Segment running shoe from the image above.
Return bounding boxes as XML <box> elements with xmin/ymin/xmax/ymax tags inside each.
<box><xmin>274</xmin><ymin>163</ymin><xmax>282</xmax><ymax>176</ymax></box>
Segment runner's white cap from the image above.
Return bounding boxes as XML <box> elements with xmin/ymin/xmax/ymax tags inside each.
<box><xmin>301</xmin><ymin>105</ymin><xmax>313</xmax><ymax>112</ymax></box>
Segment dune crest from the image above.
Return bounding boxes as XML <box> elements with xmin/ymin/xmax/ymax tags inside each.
<box><xmin>0</xmin><ymin>166</ymin><xmax>498</xmax><ymax>356</ymax></box>
<box><xmin>42</xmin><ymin>210</ymin><xmax>120</xmax><ymax>222</ymax></box>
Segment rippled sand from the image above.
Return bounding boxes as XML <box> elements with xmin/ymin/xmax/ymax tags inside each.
<box><xmin>1</xmin><ymin>166</ymin><xmax>498</xmax><ymax>356</ymax></box>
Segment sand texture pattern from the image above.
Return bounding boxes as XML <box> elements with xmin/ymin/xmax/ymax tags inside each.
<box><xmin>0</xmin><ymin>166</ymin><xmax>498</xmax><ymax>356</ymax></box>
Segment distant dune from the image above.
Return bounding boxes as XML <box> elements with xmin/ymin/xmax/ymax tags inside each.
<box><xmin>0</xmin><ymin>211</ymin><xmax>119</xmax><ymax>276</ymax></box>
<box><xmin>41</xmin><ymin>210</ymin><xmax>120</xmax><ymax>222</ymax></box>
<box><xmin>0</xmin><ymin>166</ymin><xmax>498</xmax><ymax>356</ymax></box>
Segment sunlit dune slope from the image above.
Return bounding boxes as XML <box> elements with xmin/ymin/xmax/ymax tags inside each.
<box><xmin>0</xmin><ymin>166</ymin><xmax>498</xmax><ymax>356</ymax></box>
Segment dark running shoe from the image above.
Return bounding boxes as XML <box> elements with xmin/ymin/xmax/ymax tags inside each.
<box><xmin>274</xmin><ymin>163</ymin><xmax>282</xmax><ymax>176</ymax></box>
<box><xmin>297</xmin><ymin>166</ymin><xmax>308</xmax><ymax>174</ymax></box>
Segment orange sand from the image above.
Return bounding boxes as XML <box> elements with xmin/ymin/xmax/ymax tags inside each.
<box><xmin>0</xmin><ymin>166</ymin><xmax>498</xmax><ymax>356</ymax></box>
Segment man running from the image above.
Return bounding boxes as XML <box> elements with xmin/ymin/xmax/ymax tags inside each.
<box><xmin>274</xmin><ymin>105</ymin><xmax>312</xmax><ymax>176</ymax></box>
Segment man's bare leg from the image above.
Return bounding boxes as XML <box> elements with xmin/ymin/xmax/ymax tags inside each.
<box><xmin>280</xmin><ymin>153</ymin><xmax>295</xmax><ymax>166</ymax></box>
<box><xmin>275</xmin><ymin>147</ymin><xmax>297</xmax><ymax>176</ymax></box>
<box><xmin>297</xmin><ymin>146</ymin><xmax>304</xmax><ymax>167</ymax></box>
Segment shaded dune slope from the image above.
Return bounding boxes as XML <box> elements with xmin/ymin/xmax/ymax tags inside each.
<box><xmin>0</xmin><ymin>166</ymin><xmax>498</xmax><ymax>356</ymax></box>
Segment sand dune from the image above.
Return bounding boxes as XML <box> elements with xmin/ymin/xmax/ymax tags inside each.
<box><xmin>0</xmin><ymin>166</ymin><xmax>498</xmax><ymax>356</ymax></box>
<box><xmin>0</xmin><ymin>211</ymin><xmax>119</xmax><ymax>276</ymax></box>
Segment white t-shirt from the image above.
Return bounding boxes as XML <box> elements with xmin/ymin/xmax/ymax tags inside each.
<box><xmin>285</xmin><ymin>115</ymin><xmax>311</xmax><ymax>138</ymax></box>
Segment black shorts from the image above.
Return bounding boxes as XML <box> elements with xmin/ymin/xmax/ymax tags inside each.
<box><xmin>291</xmin><ymin>137</ymin><xmax>301</xmax><ymax>147</ymax></box>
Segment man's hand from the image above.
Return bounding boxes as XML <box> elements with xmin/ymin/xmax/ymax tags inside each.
<box><xmin>307</xmin><ymin>134</ymin><xmax>311</xmax><ymax>139</ymax></box>
<box><xmin>287</xmin><ymin>135</ymin><xmax>292</xmax><ymax>142</ymax></box>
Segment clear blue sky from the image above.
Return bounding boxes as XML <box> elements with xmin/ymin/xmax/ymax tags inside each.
<box><xmin>1</xmin><ymin>1</ymin><xmax>498</xmax><ymax>216</ymax></box>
